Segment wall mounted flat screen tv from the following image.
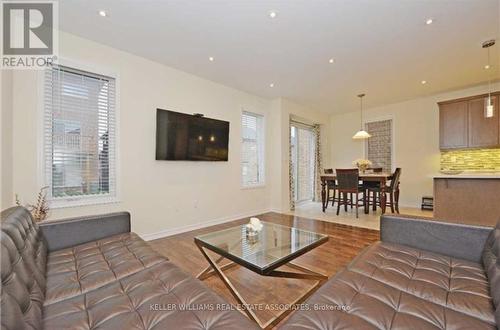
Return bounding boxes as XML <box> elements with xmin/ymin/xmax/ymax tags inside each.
<box><xmin>156</xmin><ymin>109</ymin><xmax>229</xmax><ymax>161</ymax></box>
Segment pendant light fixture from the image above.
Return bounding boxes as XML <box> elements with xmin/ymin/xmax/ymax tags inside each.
<box><xmin>352</xmin><ymin>93</ymin><xmax>371</xmax><ymax>140</ymax></box>
<box><xmin>483</xmin><ymin>39</ymin><xmax>496</xmax><ymax>118</ymax></box>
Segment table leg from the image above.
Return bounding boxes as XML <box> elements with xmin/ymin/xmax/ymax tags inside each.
<box><xmin>321</xmin><ymin>180</ymin><xmax>327</xmax><ymax>212</ymax></box>
<box><xmin>364</xmin><ymin>189</ymin><xmax>368</xmax><ymax>214</ymax></box>
<box><xmin>197</xmin><ymin>254</ymin><xmax>225</xmax><ymax>279</ymax></box>
<box><xmin>195</xmin><ymin>242</ymin><xmax>261</xmax><ymax>326</ymax></box>
<box><xmin>196</xmin><ymin>242</ymin><xmax>328</xmax><ymax>330</ymax></box>
<box><xmin>197</xmin><ymin>258</ymin><xmax>238</xmax><ymax>280</ymax></box>
<box><xmin>380</xmin><ymin>178</ymin><xmax>387</xmax><ymax>214</ymax></box>
<box><xmin>364</xmin><ymin>188</ymin><xmax>369</xmax><ymax>214</ymax></box>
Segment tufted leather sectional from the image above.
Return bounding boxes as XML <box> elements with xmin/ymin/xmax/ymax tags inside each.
<box><xmin>0</xmin><ymin>206</ymin><xmax>258</xmax><ymax>330</ymax></box>
<box><xmin>282</xmin><ymin>215</ymin><xmax>500</xmax><ymax>329</ymax></box>
<box><xmin>5</xmin><ymin>205</ymin><xmax>500</xmax><ymax>330</ymax></box>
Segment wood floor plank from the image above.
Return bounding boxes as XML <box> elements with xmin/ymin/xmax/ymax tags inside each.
<box><xmin>148</xmin><ymin>212</ymin><xmax>379</xmax><ymax>328</ymax></box>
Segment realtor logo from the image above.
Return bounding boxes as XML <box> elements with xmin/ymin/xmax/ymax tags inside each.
<box><xmin>1</xmin><ymin>1</ymin><xmax>58</xmax><ymax>69</ymax></box>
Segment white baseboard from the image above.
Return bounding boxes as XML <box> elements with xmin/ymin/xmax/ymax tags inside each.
<box><xmin>139</xmin><ymin>208</ymin><xmax>273</xmax><ymax>241</ymax></box>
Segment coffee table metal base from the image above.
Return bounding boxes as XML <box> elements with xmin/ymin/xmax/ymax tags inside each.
<box><xmin>195</xmin><ymin>242</ymin><xmax>328</xmax><ymax>329</ymax></box>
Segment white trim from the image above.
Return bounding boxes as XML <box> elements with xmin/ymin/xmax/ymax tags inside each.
<box><xmin>139</xmin><ymin>208</ymin><xmax>273</xmax><ymax>241</ymax></box>
<box><xmin>48</xmin><ymin>195</ymin><xmax>120</xmax><ymax>209</ymax></box>
<box><xmin>363</xmin><ymin>115</ymin><xmax>396</xmax><ymax>172</ymax></box>
<box><xmin>38</xmin><ymin>57</ymin><xmax>121</xmax><ymax>208</ymax></box>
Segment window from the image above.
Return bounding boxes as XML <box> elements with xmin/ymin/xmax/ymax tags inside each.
<box><xmin>43</xmin><ymin>65</ymin><xmax>116</xmax><ymax>206</ymax></box>
<box><xmin>241</xmin><ymin>111</ymin><xmax>265</xmax><ymax>187</ymax></box>
<box><xmin>365</xmin><ymin>119</ymin><xmax>393</xmax><ymax>173</ymax></box>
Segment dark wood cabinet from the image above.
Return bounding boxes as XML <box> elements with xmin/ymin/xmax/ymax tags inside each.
<box><xmin>439</xmin><ymin>101</ymin><xmax>468</xmax><ymax>149</ymax></box>
<box><xmin>468</xmin><ymin>96</ymin><xmax>499</xmax><ymax>147</ymax></box>
<box><xmin>439</xmin><ymin>92</ymin><xmax>500</xmax><ymax>150</ymax></box>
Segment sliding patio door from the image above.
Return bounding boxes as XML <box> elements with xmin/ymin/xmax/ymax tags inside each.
<box><xmin>290</xmin><ymin>123</ymin><xmax>317</xmax><ymax>203</ymax></box>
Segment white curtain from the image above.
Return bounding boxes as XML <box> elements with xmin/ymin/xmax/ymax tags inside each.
<box><xmin>313</xmin><ymin>124</ymin><xmax>323</xmax><ymax>202</ymax></box>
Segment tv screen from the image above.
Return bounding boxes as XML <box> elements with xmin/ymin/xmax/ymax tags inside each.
<box><xmin>156</xmin><ymin>109</ymin><xmax>229</xmax><ymax>161</ymax></box>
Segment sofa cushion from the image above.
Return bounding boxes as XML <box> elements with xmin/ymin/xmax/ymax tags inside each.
<box><xmin>1</xmin><ymin>207</ymin><xmax>47</xmax><ymax>330</ymax></box>
<box><xmin>44</xmin><ymin>232</ymin><xmax>166</xmax><ymax>305</ymax></box>
<box><xmin>43</xmin><ymin>260</ymin><xmax>258</xmax><ymax>329</ymax></box>
<box><xmin>282</xmin><ymin>241</ymin><xmax>496</xmax><ymax>329</ymax></box>
<box><xmin>482</xmin><ymin>220</ymin><xmax>500</xmax><ymax>325</ymax></box>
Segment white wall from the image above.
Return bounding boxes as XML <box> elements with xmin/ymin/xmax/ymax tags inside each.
<box><xmin>330</xmin><ymin>82</ymin><xmax>500</xmax><ymax>207</ymax></box>
<box><xmin>8</xmin><ymin>31</ymin><xmax>279</xmax><ymax>237</ymax></box>
<box><xmin>1</xmin><ymin>70</ymin><xmax>14</xmax><ymax>210</ymax></box>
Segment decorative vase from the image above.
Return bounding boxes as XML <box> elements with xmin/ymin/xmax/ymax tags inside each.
<box><xmin>359</xmin><ymin>164</ymin><xmax>368</xmax><ymax>174</ymax></box>
<box><xmin>246</xmin><ymin>228</ymin><xmax>259</xmax><ymax>244</ymax></box>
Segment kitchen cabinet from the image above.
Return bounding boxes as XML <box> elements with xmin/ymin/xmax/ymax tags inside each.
<box><xmin>439</xmin><ymin>92</ymin><xmax>500</xmax><ymax>150</ymax></box>
<box><xmin>439</xmin><ymin>101</ymin><xmax>468</xmax><ymax>149</ymax></box>
<box><xmin>468</xmin><ymin>96</ymin><xmax>499</xmax><ymax>147</ymax></box>
<box><xmin>434</xmin><ymin>176</ymin><xmax>500</xmax><ymax>226</ymax></box>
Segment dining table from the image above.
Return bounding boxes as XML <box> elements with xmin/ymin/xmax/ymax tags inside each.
<box><xmin>320</xmin><ymin>172</ymin><xmax>395</xmax><ymax>214</ymax></box>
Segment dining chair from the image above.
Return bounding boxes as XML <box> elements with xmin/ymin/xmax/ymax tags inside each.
<box><xmin>366</xmin><ymin>168</ymin><xmax>402</xmax><ymax>213</ymax></box>
<box><xmin>364</xmin><ymin>168</ymin><xmax>382</xmax><ymax>211</ymax></box>
<box><xmin>324</xmin><ymin>168</ymin><xmax>336</xmax><ymax>207</ymax></box>
<box><xmin>335</xmin><ymin>169</ymin><xmax>366</xmax><ymax>218</ymax></box>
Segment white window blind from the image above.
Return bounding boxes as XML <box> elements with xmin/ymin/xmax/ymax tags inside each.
<box><xmin>43</xmin><ymin>65</ymin><xmax>116</xmax><ymax>205</ymax></box>
<box><xmin>241</xmin><ymin>111</ymin><xmax>265</xmax><ymax>187</ymax></box>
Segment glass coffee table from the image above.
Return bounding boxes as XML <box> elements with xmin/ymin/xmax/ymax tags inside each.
<box><xmin>194</xmin><ymin>222</ymin><xmax>329</xmax><ymax>329</ymax></box>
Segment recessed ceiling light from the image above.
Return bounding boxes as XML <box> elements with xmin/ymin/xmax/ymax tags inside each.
<box><xmin>421</xmin><ymin>80</ymin><xmax>427</xmax><ymax>85</ymax></box>
<box><xmin>425</xmin><ymin>18</ymin><xmax>433</xmax><ymax>25</ymax></box>
<box><xmin>98</xmin><ymin>10</ymin><xmax>107</xmax><ymax>17</ymax></box>
<box><xmin>328</xmin><ymin>58</ymin><xmax>335</xmax><ymax>64</ymax></box>
<box><xmin>269</xmin><ymin>11</ymin><xmax>277</xmax><ymax>18</ymax></box>
<box><xmin>485</xmin><ymin>64</ymin><xmax>490</xmax><ymax>69</ymax></box>
<box><xmin>269</xmin><ymin>83</ymin><xmax>274</xmax><ymax>88</ymax></box>
<box><xmin>208</xmin><ymin>56</ymin><xmax>214</xmax><ymax>62</ymax></box>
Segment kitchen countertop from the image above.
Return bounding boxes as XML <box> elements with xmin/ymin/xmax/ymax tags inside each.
<box><xmin>433</xmin><ymin>173</ymin><xmax>500</xmax><ymax>179</ymax></box>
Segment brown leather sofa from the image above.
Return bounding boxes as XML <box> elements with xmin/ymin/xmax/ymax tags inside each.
<box><xmin>0</xmin><ymin>206</ymin><xmax>258</xmax><ymax>330</ymax></box>
<box><xmin>281</xmin><ymin>215</ymin><xmax>500</xmax><ymax>329</ymax></box>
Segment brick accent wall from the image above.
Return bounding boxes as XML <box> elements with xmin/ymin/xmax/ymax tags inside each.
<box><xmin>365</xmin><ymin>120</ymin><xmax>392</xmax><ymax>172</ymax></box>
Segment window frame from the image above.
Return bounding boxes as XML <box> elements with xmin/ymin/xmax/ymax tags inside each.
<box><xmin>241</xmin><ymin>110</ymin><xmax>266</xmax><ymax>189</ymax></box>
<box><xmin>38</xmin><ymin>59</ymin><xmax>120</xmax><ymax>209</ymax></box>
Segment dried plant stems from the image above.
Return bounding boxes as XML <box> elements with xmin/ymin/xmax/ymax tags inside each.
<box><xmin>15</xmin><ymin>187</ymin><xmax>50</xmax><ymax>222</ymax></box>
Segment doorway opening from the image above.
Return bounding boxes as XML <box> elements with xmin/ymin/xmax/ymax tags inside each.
<box><xmin>290</xmin><ymin>123</ymin><xmax>317</xmax><ymax>204</ymax></box>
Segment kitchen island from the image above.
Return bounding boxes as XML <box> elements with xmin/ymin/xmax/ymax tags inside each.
<box><xmin>434</xmin><ymin>174</ymin><xmax>500</xmax><ymax>226</ymax></box>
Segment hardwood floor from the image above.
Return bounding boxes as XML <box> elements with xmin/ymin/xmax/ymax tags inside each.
<box><xmin>149</xmin><ymin>212</ymin><xmax>379</xmax><ymax>328</ymax></box>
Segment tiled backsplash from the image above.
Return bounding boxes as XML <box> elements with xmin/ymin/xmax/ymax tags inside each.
<box><xmin>440</xmin><ymin>148</ymin><xmax>500</xmax><ymax>172</ymax></box>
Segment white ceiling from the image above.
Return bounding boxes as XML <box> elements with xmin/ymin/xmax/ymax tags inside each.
<box><xmin>59</xmin><ymin>0</ymin><xmax>500</xmax><ymax>114</ymax></box>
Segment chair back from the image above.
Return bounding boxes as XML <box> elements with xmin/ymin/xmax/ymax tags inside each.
<box><xmin>335</xmin><ymin>169</ymin><xmax>359</xmax><ymax>192</ymax></box>
<box><xmin>389</xmin><ymin>168</ymin><xmax>402</xmax><ymax>191</ymax></box>
<box><xmin>324</xmin><ymin>168</ymin><xmax>334</xmax><ymax>174</ymax></box>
